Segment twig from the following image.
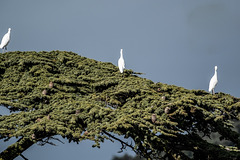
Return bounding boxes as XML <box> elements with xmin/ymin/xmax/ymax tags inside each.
<box><xmin>37</xmin><ymin>136</ymin><xmax>64</xmax><ymax>146</ymax></box>
<box><xmin>102</xmin><ymin>130</ymin><xmax>136</xmax><ymax>154</ymax></box>
<box><xmin>20</xmin><ymin>153</ymin><xmax>28</xmax><ymax>160</ymax></box>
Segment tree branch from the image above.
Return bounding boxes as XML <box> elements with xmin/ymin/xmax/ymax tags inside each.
<box><xmin>37</xmin><ymin>136</ymin><xmax>65</xmax><ymax>146</ymax></box>
<box><xmin>0</xmin><ymin>137</ymin><xmax>34</xmax><ymax>160</ymax></box>
<box><xmin>102</xmin><ymin>130</ymin><xmax>137</xmax><ymax>154</ymax></box>
<box><xmin>20</xmin><ymin>153</ymin><xmax>28</xmax><ymax>160</ymax></box>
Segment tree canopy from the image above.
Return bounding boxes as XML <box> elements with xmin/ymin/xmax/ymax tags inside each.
<box><xmin>0</xmin><ymin>51</ymin><xmax>240</xmax><ymax>159</ymax></box>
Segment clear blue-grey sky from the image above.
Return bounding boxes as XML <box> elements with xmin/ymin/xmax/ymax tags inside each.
<box><xmin>1</xmin><ymin>0</ymin><xmax>240</xmax><ymax>159</ymax></box>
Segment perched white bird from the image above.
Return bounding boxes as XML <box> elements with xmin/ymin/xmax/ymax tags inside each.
<box><xmin>209</xmin><ymin>66</ymin><xmax>218</xmax><ymax>94</ymax></box>
<box><xmin>118</xmin><ymin>49</ymin><xmax>125</xmax><ymax>74</ymax></box>
<box><xmin>0</xmin><ymin>28</ymin><xmax>11</xmax><ymax>53</ymax></box>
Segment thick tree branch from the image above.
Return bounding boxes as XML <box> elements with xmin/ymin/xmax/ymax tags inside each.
<box><xmin>0</xmin><ymin>138</ymin><xmax>34</xmax><ymax>160</ymax></box>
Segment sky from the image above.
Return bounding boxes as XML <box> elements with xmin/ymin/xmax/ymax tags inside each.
<box><xmin>1</xmin><ymin>0</ymin><xmax>240</xmax><ymax>159</ymax></box>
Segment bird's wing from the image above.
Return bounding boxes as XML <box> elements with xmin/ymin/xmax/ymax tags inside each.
<box><xmin>122</xmin><ymin>58</ymin><xmax>125</xmax><ymax>69</ymax></box>
<box><xmin>0</xmin><ymin>33</ymin><xmax>10</xmax><ymax>48</ymax></box>
<box><xmin>118</xmin><ymin>58</ymin><xmax>121</xmax><ymax>67</ymax></box>
<box><xmin>209</xmin><ymin>75</ymin><xmax>217</xmax><ymax>92</ymax></box>
<box><xmin>209</xmin><ymin>78</ymin><xmax>213</xmax><ymax>92</ymax></box>
<box><xmin>118</xmin><ymin>58</ymin><xmax>124</xmax><ymax>73</ymax></box>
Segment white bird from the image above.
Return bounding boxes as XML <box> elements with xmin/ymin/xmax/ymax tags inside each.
<box><xmin>118</xmin><ymin>49</ymin><xmax>125</xmax><ymax>74</ymax></box>
<box><xmin>209</xmin><ymin>66</ymin><xmax>218</xmax><ymax>94</ymax></box>
<box><xmin>0</xmin><ymin>28</ymin><xmax>11</xmax><ymax>53</ymax></box>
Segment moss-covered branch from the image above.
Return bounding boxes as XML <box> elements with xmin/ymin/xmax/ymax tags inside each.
<box><xmin>0</xmin><ymin>137</ymin><xmax>34</xmax><ymax>160</ymax></box>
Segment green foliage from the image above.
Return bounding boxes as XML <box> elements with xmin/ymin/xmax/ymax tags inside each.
<box><xmin>0</xmin><ymin>51</ymin><xmax>240</xmax><ymax>159</ymax></box>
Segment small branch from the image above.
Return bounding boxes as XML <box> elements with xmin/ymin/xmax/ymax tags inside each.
<box><xmin>20</xmin><ymin>153</ymin><xmax>28</xmax><ymax>160</ymax></box>
<box><xmin>50</xmin><ymin>136</ymin><xmax>65</xmax><ymax>144</ymax></box>
<box><xmin>102</xmin><ymin>130</ymin><xmax>136</xmax><ymax>154</ymax></box>
<box><xmin>37</xmin><ymin>136</ymin><xmax>64</xmax><ymax>146</ymax></box>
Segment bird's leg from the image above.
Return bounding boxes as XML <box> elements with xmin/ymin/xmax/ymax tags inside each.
<box><xmin>212</xmin><ymin>89</ymin><xmax>215</xmax><ymax>95</ymax></box>
<box><xmin>3</xmin><ymin>47</ymin><xmax>6</xmax><ymax>53</ymax></box>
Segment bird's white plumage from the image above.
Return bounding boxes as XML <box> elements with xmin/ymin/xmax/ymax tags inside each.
<box><xmin>0</xmin><ymin>28</ymin><xmax>11</xmax><ymax>52</ymax></box>
<box><xmin>209</xmin><ymin>66</ymin><xmax>218</xmax><ymax>94</ymax></box>
<box><xmin>118</xmin><ymin>49</ymin><xmax>125</xmax><ymax>73</ymax></box>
